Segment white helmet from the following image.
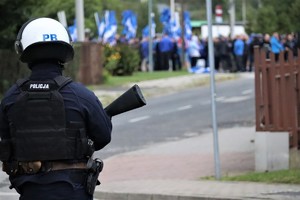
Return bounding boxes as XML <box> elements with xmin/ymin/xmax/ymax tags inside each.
<box><xmin>15</xmin><ymin>17</ymin><xmax>74</xmax><ymax>63</ymax></box>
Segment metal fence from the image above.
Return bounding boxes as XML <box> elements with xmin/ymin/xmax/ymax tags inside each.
<box><xmin>254</xmin><ymin>46</ymin><xmax>300</xmax><ymax>148</ymax></box>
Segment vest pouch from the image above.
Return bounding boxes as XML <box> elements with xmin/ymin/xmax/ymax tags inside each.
<box><xmin>13</xmin><ymin>129</ymin><xmax>77</xmax><ymax>161</ymax></box>
<box><xmin>67</xmin><ymin>123</ymin><xmax>94</xmax><ymax>159</ymax></box>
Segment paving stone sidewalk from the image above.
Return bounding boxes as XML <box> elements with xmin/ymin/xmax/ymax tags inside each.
<box><xmin>94</xmin><ymin>73</ymin><xmax>299</xmax><ymax>200</ymax></box>
<box><xmin>94</xmin><ymin>127</ymin><xmax>300</xmax><ymax>200</ymax></box>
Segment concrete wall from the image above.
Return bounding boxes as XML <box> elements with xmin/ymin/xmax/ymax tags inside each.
<box><xmin>255</xmin><ymin>132</ymin><xmax>289</xmax><ymax>172</ymax></box>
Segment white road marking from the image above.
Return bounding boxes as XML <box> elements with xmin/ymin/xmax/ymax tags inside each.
<box><xmin>220</xmin><ymin>95</ymin><xmax>251</xmax><ymax>103</ymax></box>
<box><xmin>216</xmin><ymin>96</ymin><xmax>225</xmax><ymax>101</ymax></box>
<box><xmin>129</xmin><ymin>116</ymin><xmax>150</xmax><ymax>123</ymax></box>
<box><xmin>242</xmin><ymin>89</ymin><xmax>252</xmax><ymax>95</ymax></box>
<box><xmin>177</xmin><ymin>105</ymin><xmax>192</xmax><ymax>111</ymax></box>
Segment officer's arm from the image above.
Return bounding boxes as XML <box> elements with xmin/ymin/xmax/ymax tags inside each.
<box><xmin>86</xmin><ymin>97</ymin><xmax>112</xmax><ymax>151</ymax></box>
<box><xmin>0</xmin><ymin>104</ymin><xmax>9</xmax><ymax>139</ymax></box>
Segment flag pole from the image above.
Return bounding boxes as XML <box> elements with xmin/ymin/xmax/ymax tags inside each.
<box><xmin>148</xmin><ymin>0</ymin><xmax>153</xmax><ymax>72</ymax></box>
<box><xmin>75</xmin><ymin>0</ymin><xmax>85</xmax><ymax>41</ymax></box>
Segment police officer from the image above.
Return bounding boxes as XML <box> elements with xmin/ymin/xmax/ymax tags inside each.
<box><xmin>0</xmin><ymin>17</ymin><xmax>112</xmax><ymax>199</ymax></box>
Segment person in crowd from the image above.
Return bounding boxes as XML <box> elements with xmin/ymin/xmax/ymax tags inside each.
<box><xmin>187</xmin><ymin>35</ymin><xmax>201</xmax><ymax>69</ymax></box>
<box><xmin>154</xmin><ymin>35</ymin><xmax>162</xmax><ymax>70</ymax></box>
<box><xmin>283</xmin><ymin>33</ymin><xmax>297</xmax><ymax>59</ymax></box>
<box><xmin>158</xmin><ymin>33</ymin><xmax>173</xmax><ymax>70</ymax></box>
<box><xmin>140</xmin><ymin>37</ymin><xmax>149</xmax><ymax>72</ymax></box>
<box><xmin>213</xmin><ymin>37</ymin><xmax>221</xmax><ymax>71</ymax></box>
<box><xmin>270</xmin><ymin>32</ymin><xmax>284</xmax><ymax>61</ymax></box>
<box><xmin>152</xmin><ymin>35</ymin><xmax>159</xmax><ymax>71</ymax></box>
<box><xmin>199</xmin><ymin>38</ymin><xmax>208</xmax><ymax>69</ymax></box>
<box><xmin>261</xmin><ymin>33</ymin><xmax>272</xmax><ymax>59</ymax></box>
<box><xmin>218</xmin><ymin>35</ymin><xmax>232</xmax><ymax>72</ymax></box>
<box><xmin>233</xmin><ymin>34</ymin><xmax>245</xmax><ymax>72</ymax></box>
<box><xmin>230</xmin><ymin>35</ymin><xmax>237</xmax><ymax>72</ymax></box>
<box><xmin>171</xmin><ymin>38</ymin><xmax>182</xmax><ymax>71</ymax></box>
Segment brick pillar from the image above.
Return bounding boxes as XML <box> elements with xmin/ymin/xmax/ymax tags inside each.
<box><xmin>78</xmin><ymin>42</ymin><xmax>103</xmax><ymax>85</ymax></box>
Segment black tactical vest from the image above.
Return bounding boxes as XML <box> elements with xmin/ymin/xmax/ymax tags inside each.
<box><xmin>0</xmin><ymin>76</ymin><xmax>94</xmax><ymax>162</ymax></box>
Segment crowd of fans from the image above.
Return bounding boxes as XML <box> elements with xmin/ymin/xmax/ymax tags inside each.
<box><xmin>113</xmin><ymin>32</ymin><xmax>300</xmax><ymax>73</ymax></box>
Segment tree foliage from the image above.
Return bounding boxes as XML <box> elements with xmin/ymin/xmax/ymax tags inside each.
<box><xmin>290</xmin><ymin>0</ymin><xmax>300</xmax><ymax>32</ymax></box>
<box><xmin>253</xmin><ymin>6</ymin><xmax>277</xmax><ymax>34</ymax></box>
<box><xmin>2</xmin><ymin>0</ymin><xmax>300</xmax><ymax>49</ymax></box>
<box><xmin>0</xmin><ymin>0</ymin><xmax>44</xmax><ymax>49</ymax></box>
<box><xmin>246</xmin><ymin>0</ymin><xmax>300</xmax><ymax>34</ymax></box>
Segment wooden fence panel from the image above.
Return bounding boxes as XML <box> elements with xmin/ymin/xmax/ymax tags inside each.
<box><xmin>254</xmin><ymin>47</ymin><xmax>300</xmax><ymax>148</ymax></box>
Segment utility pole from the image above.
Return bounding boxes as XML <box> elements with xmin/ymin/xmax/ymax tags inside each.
<box><xmin>170</xmin><ymin>0</ymin><xmax>175</xmax><ymax>21</ymax></box>
<box><xmin>228</xmin><ymin>0</ymin><xmax>235</xmax><ymax>39</ymax></box>
<box><xmin>205</xmin><ymin>0</ymin><xmax>221</xmax><ymax>180</ymax></box>
<box><xmin>242</xmin><ymin>0</ymin><xmax>246</xmax><ymax>25</ymax></box>
<box><xmin>75</xmin><ymin>0</ymin><xmax>85</xmax><ymax>41</ymax></box>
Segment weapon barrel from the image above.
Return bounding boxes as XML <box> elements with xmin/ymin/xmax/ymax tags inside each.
<box><xmin>104</xmin><ymin>84</ymin><xmax>146</xmax><ymax>117</ymax></box>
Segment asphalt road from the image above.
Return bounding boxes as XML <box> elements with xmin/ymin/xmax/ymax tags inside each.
<box><xmin>0</xmin><ymin>73</ymin><xmax>255</xmax><ymax>199</ymax></box>
<box><xmin>95</xmin><ymin>73</ymin><xmax>255</xmax><ymax>159</ymax></box>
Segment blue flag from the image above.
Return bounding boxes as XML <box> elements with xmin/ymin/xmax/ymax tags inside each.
<box><xmin>171</xmin><ymin>12</ymin><xmax>181</xmax><ymax>40</ymax></box>
<box><xmin>68</xmin><ymin>19</ymin><xmax>77</xmax><ymax>42</ymax></box>
<box><xmin>122</xmin><ymin>10</ymin><xmax>137</xmax><ymax>41</ymax></box>
<box><xmin>95</xmin><ymin>12</ymin><xmax>106</xmax><ymax>40</ymax></box>
<box><xmin>184</xmin><ymin>11</ymin><xmax>192</xmax><ymax>40</ymax></box>
<box><xmin>160</xmin><ymin>8</ymin><xmax>181</xmax><ymax>40</ymax></box>
<box><xmin>160</xmin><ymin>8</ymin><xmax>171</xmax><ymax>35</ymax></box>
<box><xmin>142</xmin><ymin>17</ymin><xmax>156</xmax><ymax>38</ymax></box>
<box><xmin>102</xmin><ymin>10</ymin><xmax>117</xmax><ymax>45</ymax></box>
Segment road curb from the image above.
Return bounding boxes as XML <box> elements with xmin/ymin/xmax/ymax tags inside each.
<box><xmin>95</xmin><ymin>191</ymin><xmax>242</xmax><ymax>200</ymax></box>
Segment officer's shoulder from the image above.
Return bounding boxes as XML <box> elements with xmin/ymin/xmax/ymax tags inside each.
<box><xmin>65</xmin><ymin>81</ymin><xmax>96</xmax><ymax>97</ymax></box>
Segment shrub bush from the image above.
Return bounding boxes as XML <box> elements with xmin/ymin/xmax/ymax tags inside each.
<box><xmin>103</xmin><ymin>44</ymin><xmax>140</xmax><ymax>76</ymax></box>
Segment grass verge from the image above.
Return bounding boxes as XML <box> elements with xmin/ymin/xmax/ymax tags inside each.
<box><xmin>92</xmin><ymin>70</ymin><xmax>190</xmax><ymax>89</ymax></box>
<box><xmin>203</xmin><ymin>169</ymin><xmax>300</xmax><ymax>184</ymax></box>
<box><xmin>105</xmin><ymin>70</ymin><xmax>191</xmax><ymax>86</ymax></box>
